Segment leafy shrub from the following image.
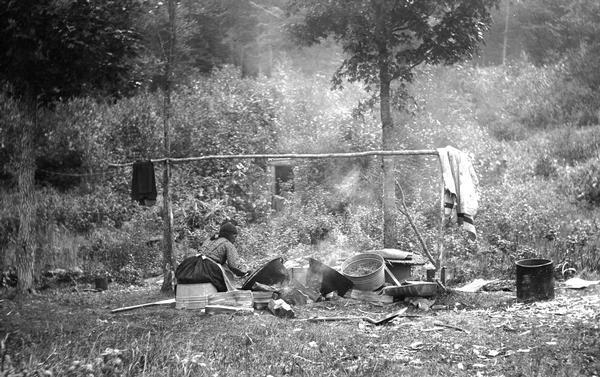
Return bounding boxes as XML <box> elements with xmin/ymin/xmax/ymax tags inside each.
<box><xmin>78</xmin><ymin>207</ymin><xmax>164</xmax><ymax>283</ymax></box>
<box><xmin>548</xmin><ymin>127</ymin><xmax>600</xmax><ymax>165</ymax></box>
<box><xmin>533</xmin><ymin>155</ymin><xmax>558</xmax><ymax>178</ymax></box>
<box><xmin>564</xmin><ymin>158</ymin><xmax>600</xmax><ymax>205</ymax></box>
<box><xmin>489</xmin><ymin>119</ymin><xmax>529</xmax><ymax>142</ymax></box>
<box><xmin>36</xmin><ymin>187</ymin><xmax>135</xmax><ymax>233</ymax></box>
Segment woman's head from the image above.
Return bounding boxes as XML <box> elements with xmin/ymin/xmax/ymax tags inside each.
<box><xmin>219</xmin><ymin>222</ymin><xmax>238</xmax><ymax>243</ymax></box>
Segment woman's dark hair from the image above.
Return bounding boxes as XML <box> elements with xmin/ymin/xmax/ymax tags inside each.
<box><xmin>219</xmin><ymin>222</ymin><xmax>238</xmax><ymax>243</ymax></box>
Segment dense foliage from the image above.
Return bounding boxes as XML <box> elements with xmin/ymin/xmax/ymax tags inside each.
<box><xmin>0</xmin><ymin>0</ymin><xmax>599</xmax><ymax>288</ymax></box>
<box><xmin>2</xmin><ymin>59</ymin><xmax>599</xmax><ymax>285</ymax></box>
<box><xmin>0</xmin><ymin>0</ymin><xmax>143</xmax><ymax>102</ymax></box>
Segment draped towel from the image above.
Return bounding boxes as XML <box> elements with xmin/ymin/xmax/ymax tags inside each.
<box><xmin>437</xmin><ymin>146</ymin><xmax>479</xmax><ymax>239</ymax></box>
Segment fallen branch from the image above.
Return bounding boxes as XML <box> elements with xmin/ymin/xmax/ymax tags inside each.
<box><xmin>305</xmin><ymin>308</ymin><xmax>408</xmax><ymax>326</ymax></box>
<box><xmin>433</xmin><ymin>321</ymin><xmax>470</xmax><ymax>334</ymax></box>
<box><xmin>395</xmin><ymin>180</ymin><xmax>437</xmax><ymax>267</ymax></box>
<box><xmin>291</xmin><ymin>354</ymin><xmax>324</xmax><ymax>365</ymax></box>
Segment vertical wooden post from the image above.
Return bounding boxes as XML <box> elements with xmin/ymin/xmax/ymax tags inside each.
<box><xmin>437</xmin><ymin>152</ymin><xmax>445</xmax><ymax>271</ymax></box>
<box><xmin>502</xmin><ymin>0</ymin><xmax>511</xmax><ymax>66</ymax></box>
<box><xmin>160</xmin><ymin>0</ymin><xmax>176</xmax><ymax>293</ymax></box>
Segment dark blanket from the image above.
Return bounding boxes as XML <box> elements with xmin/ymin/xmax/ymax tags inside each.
<box><xmin>175</xmin><ymin>256</ymin><xmax>228</xmax><ymax>292</ymax></box>
<box><xmin>131</xmin><ymin>160</ymin><xmax>157</xmax><ymax>203</ymax></box>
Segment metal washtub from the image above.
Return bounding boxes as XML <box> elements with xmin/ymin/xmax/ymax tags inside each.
<box><xmin>341</xmin><ymin>252</ymin><xmax>385</xmax><ymax>291</ymax></box>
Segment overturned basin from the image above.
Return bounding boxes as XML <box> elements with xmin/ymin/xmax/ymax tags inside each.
<box><xmin>241</xmin><ymin>257</ymin><xmax>288</xmax><ymax>290</ymax></box>
<box><xmin>306</xmin><ymin>258</ymin><xmax>353</xmax><ymax>297</ymax></box>
<box><xmin>515</xmin><ymin>258</ymin><xmax>554</xmax><ymax>302</ymax></box>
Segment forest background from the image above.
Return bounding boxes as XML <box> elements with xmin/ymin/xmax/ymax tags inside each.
<box><xmin>1</xmin><ymin>0</ymin><xmax>600</xmax><ymax>291</ymax></box>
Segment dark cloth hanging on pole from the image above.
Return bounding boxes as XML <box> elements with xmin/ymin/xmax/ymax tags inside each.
<box><xmin>131</xmin><ymin>160</ymin><xmax>157</xmax><ymax>205</ymax></box>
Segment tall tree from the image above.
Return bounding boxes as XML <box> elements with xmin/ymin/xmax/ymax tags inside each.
<box><xmin>0</xmin><ymin>0</ymin><xmax>142</xmax><ymax>294</ymax></box>
<box><xmin>288</xmin><ymin>0</ymin><xmax>497</xmax><ymax>247</ymax></box>
<box><xmin>161</xmin><ymin>0</ymin><xmax>176</xmax><ymax>293</ymax></box>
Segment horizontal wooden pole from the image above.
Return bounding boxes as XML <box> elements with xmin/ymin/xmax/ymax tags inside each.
<box><xmin>108</xmin><ymin>150</ymin><xmax>439</xmax><ymax>167</ymax></box>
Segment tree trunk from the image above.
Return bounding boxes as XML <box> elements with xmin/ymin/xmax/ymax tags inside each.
<box><xmin>160</xmin><ymin>0</ymin><xmax>176</xmax><ymax>293</ymax></box>
<box><xmin>379</xmin><ymin>67</ymin><xmax>397</xmax><ymax>248</ymax></box>
<box><xmin>161</xmin><ymin>157</ymin><xmax>174</xmax><ymax>293</ymax></box>
<box><xmin>16</xmin><ymin>96</ymin><xmax>37</xmax><ymax>295</ymax></box>
<box><xmin>502</xmin><ymin>0</ymin><xmax>510</xmax><ymax>66</ymax></box>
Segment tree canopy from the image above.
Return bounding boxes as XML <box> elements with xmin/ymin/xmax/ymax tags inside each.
<box><xmin>288</xmin><ymin>0</ymin><xmax>498</xmax><ymax>89</ymax></box>
<box><xmin>0</xmin><ymin>0</ymin><xmax>143</xmax><ymax>103</ymax></box>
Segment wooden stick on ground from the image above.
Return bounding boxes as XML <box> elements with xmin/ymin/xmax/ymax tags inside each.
<box><xmin>111</xmin><ymin>298</ymin><xmax>175</xmax><ymax>313</ymax></box>
<box><xmin>433</xmin><ymin>321</ymin><xmax>470</xmax><ymax>334</ymax></box>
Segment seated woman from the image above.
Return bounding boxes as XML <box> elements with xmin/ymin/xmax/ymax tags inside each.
<box><xmin>176</xmin><ymin>222</ymin><xmax>250</xmax><ymax>292</ymax></box>
<box><xmin>200</xmin><ymin>222</ymin><xmax>250</xmax><ymax>281</ymax></box>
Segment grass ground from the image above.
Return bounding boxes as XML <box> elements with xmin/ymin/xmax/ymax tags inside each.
<box><xmin>1</xmin><ymin>278</ymin><xmax>599</xmax><ymax>377</ymax></box>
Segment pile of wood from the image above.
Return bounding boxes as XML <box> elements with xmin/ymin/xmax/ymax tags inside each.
<box><xmin>205</xmin><ymin>290</ymin><xmax>254</xmax><ymax>315</ymax></box>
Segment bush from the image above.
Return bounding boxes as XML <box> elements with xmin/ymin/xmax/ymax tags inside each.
<box><xmin>533</xmin><ymin>155</ymin><xmax>558</xmax><ymax>178</ymax></box>
<box><xmin>36</xmin><ymin>187</ymin><xmax>135</xmax><ymax>233</ymax></box>
<box><xmin>564</xmin><ymin>158</ymin><xmax>600</xmax><ymax>205</ymax></box>
<box><xmin>549</xmin><ymin>127</ymin><xmax>600</xmax><ymax>165</ymax></box>
<box><xmin>77</xmin><ymin>206</ymin><xmax>165</xmax><ymax>284</ymax></box>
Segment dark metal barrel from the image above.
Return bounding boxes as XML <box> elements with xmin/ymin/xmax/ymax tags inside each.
<box><xmin>515</xmin><ymin>258</ymin><xmax>554</xmax><ymax>302</ymax></box>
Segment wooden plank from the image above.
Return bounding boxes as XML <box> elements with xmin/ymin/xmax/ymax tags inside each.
<box><xmin>207</xmin><ymin>291</ymin><xmax>253</xmax><ymax>307</ymax></box>
<box><xmin>348</xmin><ymin>289</ymin><xmax>394</xmax><ymax>304</ymax></box>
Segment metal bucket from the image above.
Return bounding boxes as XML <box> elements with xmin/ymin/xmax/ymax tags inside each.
<box><xmin>515</xmin><ymin>258</ymin><xmax>554</xmax><ymax>302</ymax></box>
<box><xmin>341</xmin><ymin>253</ymin><xmax>385</xmax><ymax>291</ymax></box>
<box><xmin>95</xmin><ymin>277</ymin><xmax>108</xmax><ymax>291</ymax></box>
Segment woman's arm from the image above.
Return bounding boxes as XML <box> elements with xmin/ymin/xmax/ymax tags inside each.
<box><xmin>224</xmin><ymin>242</ymin><xmax>249</xmax><ymax>277</ymax></box>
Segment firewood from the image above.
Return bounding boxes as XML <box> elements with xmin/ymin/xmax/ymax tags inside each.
<box><xmin>268</xmin><ymin>299</ymin><xmax>295</xmax><ymax>318</ymax></box>
<box><xmin>204</xmin><ymin>305</ymin><xmax>254</xmax><ymax>315</ymax></box>
<box><xmin>274</xmin><ymin>287</ymin><xmax>309</xmax><ymax>306</ymax></box>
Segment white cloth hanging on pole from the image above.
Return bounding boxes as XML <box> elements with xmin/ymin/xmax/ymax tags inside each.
<box><xmin>437</xmin><ymin>146</ymin><xmax>479</xmax><ymax>239</ymax></box>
